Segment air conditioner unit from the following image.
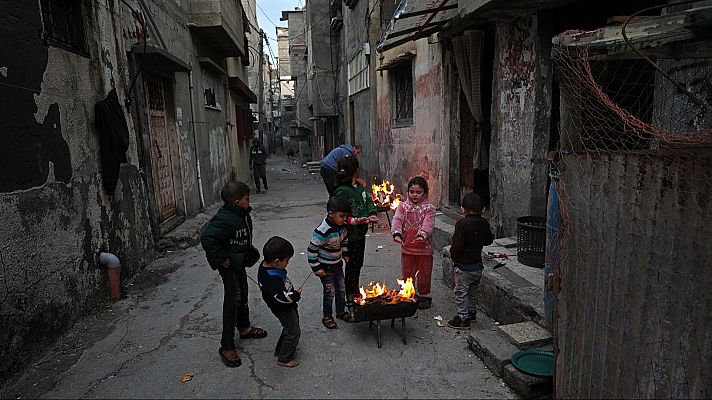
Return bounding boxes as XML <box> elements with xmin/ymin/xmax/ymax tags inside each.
<box><xmin>363</xmin><ymin>42</ymin><xmax>371</xmax><ymax>56</ymax></box>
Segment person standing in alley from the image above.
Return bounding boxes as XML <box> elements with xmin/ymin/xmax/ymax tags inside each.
<box><xmin>391</xmin><ymin>177</ymin><xmax>437</xmax><ymax>309</ymax></box>
<box><xmin>200</xmin><ymin>181</ymin><xmax>267</xmax><ymax>368</ymax></box>
<box><xmin>258</xmin><ymin>237</ymin><xmax>301</xmax><ymax>368</ymax></box>
<box><xmin>320</xmin><ymin>144</ymin><xmax>361</xmax><ymax>196</ymax></box>
<box><xmin>447</xmin><ymin>193</ymin><xmax>494</xmax><ymax>329</ymax></box>
<box><xmin>250</xmin><ymin>139</ymin><xmax>268</xmax><ymax>193</ymax></box>
<box><xmin>334</xmin><ymin>156</ymin><xmax>379</xmax><ymax>314</ymax></box>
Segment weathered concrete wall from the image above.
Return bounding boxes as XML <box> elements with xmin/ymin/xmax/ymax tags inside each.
<box><xmin>556</xmin><ymin>151</ymin><xmax>712</xmax><ymax>398</ymax></box>
<box><xmin>375</xmin><ymin>38</ymin><xmax>448</xmax><ymax>205</ymax></box>
<box><xmin>489</xmin><ymin>14</ymin><xmax>551</xmax><ymax>236</ymax></box>
<box><xmin>192</xmin><ymin>37</ymin><xmax>233</xmax><ymax>205</ymax></box>
<box><xmin>123</xmin><ymin>0</ymin><xmax>203</xmax><ymax>217</ymax></box>
<box><xmin>343</xmin><ymin>0</ymin><xmax>378</xmax><ymax>180</ymax></box>
<box><xmin>0</xmin><ymin>0</ymin><xmax>154</xmax><ymax>374</ymax></box>
<box><xmin>287</xmin><ymin>11</ymin><xmax>312</xmax><ymax>132</ymax></box>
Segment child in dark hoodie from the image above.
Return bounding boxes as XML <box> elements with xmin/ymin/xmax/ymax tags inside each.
<box><xmin>258</xmin><ymin>237</ymin><xmax>301</xmax><ymax>368</ymax></box>
<box><xmin>200</xmin><ymin>181</ymin><xmax>266</xmax><ymax>368</ymax></box>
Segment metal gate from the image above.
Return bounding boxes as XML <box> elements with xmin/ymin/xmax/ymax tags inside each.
<box><xmin>145</xmin><ymin>76</ymin><xmax>177</xmax><ymax>222</ymax></box>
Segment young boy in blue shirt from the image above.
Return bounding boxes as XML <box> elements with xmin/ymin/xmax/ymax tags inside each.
<box><xmin>307</xmin><ymin>196</ymin><xmax>351</xmax><ymax>329</ymax></box>
<box><xmin>258</xmin><ymin>236</ymin><xmax>301</xmax><ymax>368</ymax></box>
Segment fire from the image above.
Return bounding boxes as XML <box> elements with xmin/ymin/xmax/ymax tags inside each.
<box><xmin>371</xmin><ymin>179</ymin><xmax>402</xmax><ymax>210</ymax></box>
<box><xmin>356</xmin><ymin>277</ymin><xmax>416</xmax><ymax>305</ymax></box>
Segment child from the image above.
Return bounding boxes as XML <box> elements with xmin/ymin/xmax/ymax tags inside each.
<box><xmin>447</xmin><ymin>192</ymin><xmax>494</xmax><ymax>329</ymax></box>
<box><xmin>334</xmin><ymin>156</ymin><xmax>379</xmax><ymax>312</ymax></box>
<box><xmin>200</xmin><ymin>181</ymin><xmax>266</xmax><ymax>368</ymax></box>
<box><xmin>307</xmin><ymin>196</ymin><xmax>351</xmax><ymax>329</ymax></box>
<box><xmin>391</xmin><ymin>176</ymin><xmax>436</xmax><ymax>309</ymax></box>
<box><xmin>258</xmin><ymin>237</ymin><xmax>301</xmax><ymax>368</ymax></box>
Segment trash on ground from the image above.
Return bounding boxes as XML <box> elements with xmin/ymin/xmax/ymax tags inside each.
<box><xmin>434</xmin><ymin>315</ymin><xmax>443</xmax><ymax>321</ymax></box>
<box><xmin>377</xmin><ymin>245</ymin><xmax>384</xmax><ymax>249</ymax></box>
<box><xmin>179</xmin><ymin>371</ymin><xmax>194</xmax><ymax>383</ymax></box>
<box><xmin>436</xmin><ymin>321</ymin><xmax>446</xmax><ymax>327</ymax></box>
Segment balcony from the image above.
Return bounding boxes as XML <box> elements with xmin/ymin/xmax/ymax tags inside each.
<box><xmin>188</xmin><ymin>0</ymin><xmax>246</xmax><ymax>58</ymax></box>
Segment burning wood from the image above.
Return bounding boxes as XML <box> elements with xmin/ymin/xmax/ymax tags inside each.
<box><xmin>371</xmin><ymin>180</ymin><xmax>402</xmax><ymax>210</ymax></box>
<box><xmin>356</xmin><ymin>277</ymin><xmax>416</xmax><ymax>305</ymax></box>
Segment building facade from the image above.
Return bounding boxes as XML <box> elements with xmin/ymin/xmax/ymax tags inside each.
<box><xmin>0</xmin><ymin>0</ymin><xmax>254</xmax><ymax>374</ymax></box>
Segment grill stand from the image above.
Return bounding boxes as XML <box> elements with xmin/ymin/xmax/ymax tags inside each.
<box><xmin>368</xmin><ymin>318</ymin><xmax>407</xmax><ymax>348</ymax></box>
<box><xmin>370</xmin><ymin>207</ymin><xmax>393</xmax><ymax>233</ymax></box>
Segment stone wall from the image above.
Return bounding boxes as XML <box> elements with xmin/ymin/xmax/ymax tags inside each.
<box><xmin>375</xmin><ymin>38</ymin><xmax>448</xmax><ymax>205</ymax></box>
<box><xmin>0</xmin><ymin>0</ymin><xmax>154</xmax><ymax>374</ymax></box>
<box><xmin>489</xmin><ymin>14</ymin><xmax>551</xmax><ymax>236</ymax></box>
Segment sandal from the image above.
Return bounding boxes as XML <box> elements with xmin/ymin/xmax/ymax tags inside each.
<box><xmin>277</xmin><ymin>359</ymin><xmax>300</xmax><ymax>368</ymax></box>
<box><xmin>239</xmin><ymin>326</ymin><xmax>268</xmax><ymax>339</ymax></box>
<box><xmin>336</xmin><ymin>311</ymin><xmax>353</xmax><ymax>323</ymax></box>
<box><xmin>219</xmin><ymin>347</ymin><xmax>242</xmax><ymax>368</ymax></box>
<box><xmin>322</xmin><ymin>315</ymin><xmax>338</xmax><ymax>329</ymax></box>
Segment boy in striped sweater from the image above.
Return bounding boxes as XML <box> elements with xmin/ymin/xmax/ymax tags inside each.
<box><xmin>308</xmin><ymin>196</ymin><xmax>351</xmax><ymax>329</ymax></box>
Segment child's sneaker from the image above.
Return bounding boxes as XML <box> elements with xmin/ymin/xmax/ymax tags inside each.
<box><xmin>447</xmin><ymin>316</ymin><xmax>471</xmax><ymax>330</ymax></box>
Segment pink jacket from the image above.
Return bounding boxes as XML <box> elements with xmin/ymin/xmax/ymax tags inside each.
<box><xmin>391</xmin><ymin>199</ymin><xmax>436</xmax><ymax>255</ymax></box>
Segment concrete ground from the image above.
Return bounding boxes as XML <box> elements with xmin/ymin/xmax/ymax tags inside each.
<box><xmin>1</xmin><ymin>156</ymin><xmax>514</xmax><ymax>399</ymax></box>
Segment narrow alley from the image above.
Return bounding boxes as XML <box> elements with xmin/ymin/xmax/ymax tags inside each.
<box><xmin>0</xmin><ymin>157</ymin><xmax>514</xmax><ymax>399</ymax></box>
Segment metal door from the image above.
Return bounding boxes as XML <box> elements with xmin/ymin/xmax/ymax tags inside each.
<box><xmin>145</xmin><ymin>76</ymin><xmax>177</xmax><ymax>221</ymax></box>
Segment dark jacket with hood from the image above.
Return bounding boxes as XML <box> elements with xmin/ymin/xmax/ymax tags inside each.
<box><xmin>257</xmin><ymin>263</ymin><xmax>301</xmax><ymax>316</ymax></box>
<box><xmin>200</xmin><ymin>203</ymin><xmax>260</xmax><ymax>270</ymax></box>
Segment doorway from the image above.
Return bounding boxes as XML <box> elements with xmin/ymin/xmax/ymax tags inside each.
<box><xmin>145</xmin><ymin>75</ymin><xmax>177</xmax><ymax>222</ymax></box>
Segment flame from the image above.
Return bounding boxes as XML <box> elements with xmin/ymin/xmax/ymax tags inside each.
<box><xmin>355</xmin><ymin>277</ymin><xmax>416</xmax><ymax>305</ymax></box>
<box><xmin>371</xmin><ymin>179</ymin><xmax>401</xmax><ymax>209</ymax></box>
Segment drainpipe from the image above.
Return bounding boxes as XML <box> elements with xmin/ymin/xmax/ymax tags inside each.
<box><xmin>189</xmin><ymin>70</ymin><xmax>206</xmax><ymax>209</ymax></box>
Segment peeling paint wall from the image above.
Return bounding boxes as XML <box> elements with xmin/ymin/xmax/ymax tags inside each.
<box><xmin>489</xmin><ymin>14</ymin><xmax>551</xmax><ymax>236</ymax></box>
<box><xmin>0</xmin><ymin>0</ymin><xmax>154</xmax><ymax>374</ymax></box>
<box><xmin>375</xmin><ymin>38</ymin><xmax>448</xmax><ymax>205</ymax></box>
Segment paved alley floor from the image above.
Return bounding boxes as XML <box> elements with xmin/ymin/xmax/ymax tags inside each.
<box><xmin>1</xmin><ymin>156</ymin><xmax>514</xmax><ymax>399</ymax></box>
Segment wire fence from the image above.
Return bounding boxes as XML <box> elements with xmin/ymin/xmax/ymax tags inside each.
<box><xmin>551</xmin><ymin>33</ymin><xmax>712</xmax><ymax>398</ymax></box>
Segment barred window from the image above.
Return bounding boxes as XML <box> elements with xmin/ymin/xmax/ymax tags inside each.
<box><xmin>40</xmin><ymin>0</ymin><xmax>87</xmax><ymax>55</ymax></box>
<box><xmin>392</xmin><ymin>62</ymin><xmax>413</xmax><ymax>125</ymax></box>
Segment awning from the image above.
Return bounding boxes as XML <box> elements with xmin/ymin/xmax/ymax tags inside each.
<box><xmin>377</xmin><ymin>0</ymin><xmax>459</xmax><ymax>52</ymax></box>
<box><xmin>376</xmin><ymin>51</ymin><xmax>416</xmax><ymax>71</ymax></box>
<box><xmin>130</xmin><ymin>44</ymin><xmax>191</xmax><ymax>73</ymax></box>
<box><xmin>228</xmin><ymin>76</ymin><xmax>258</xmax><ymax>104</ymax></box>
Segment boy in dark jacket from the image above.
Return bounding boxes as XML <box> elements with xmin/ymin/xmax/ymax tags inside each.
<box><xmin>447</xmin><ymin>193</ymin><xmax>494</xmax><ymax>330</ymax></box>
<box><xmin>200</xmin><ymin>181</ymin><xmax>266</xmax><ymax>368</ymax></box>
<box><xmin>257</xmin><ymin>237</ymin><xmax>301</xmax><ymax>368</ymax></box>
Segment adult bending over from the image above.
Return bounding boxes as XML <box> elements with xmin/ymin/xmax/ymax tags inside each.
<box><xmin>319</xmin><ymin>144</ymin><xmax>361</xmax><ymax>196</ymax></box>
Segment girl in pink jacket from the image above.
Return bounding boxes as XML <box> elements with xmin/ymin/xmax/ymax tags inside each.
<box><xmin>391</xmin><ymin>176</ymin><xmax>436</xmax><ymax>309</ymax></box>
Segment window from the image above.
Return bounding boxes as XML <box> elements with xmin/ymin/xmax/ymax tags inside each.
<box><xmin>40</xmin><ymin>0</ymin><xmax>88</xmax><ymax>55</ymax></box>
<box><xmin>202</xmin><ymin>70</ymin><xmax>221</xmax><ymax>110</ymax></box>
<box><xmin>392</xmin><ymin>62</ymin><xmax>413</xmax><ymax>125</ymax></box>
<box><xmin>348</xmin><ymin>47</ymin><xmax>369</xmax><ymax>96</ymax></box>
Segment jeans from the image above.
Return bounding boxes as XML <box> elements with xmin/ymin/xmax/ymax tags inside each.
<box><xmin>319</xmin><ymin>266</ymin><xmax>346</xmax><ymax>316</ymax></box>
<box><xmin>454</xmin><ymin>266</ymin><xmax>482</xmax><ymax>319</ymax></box>
<box><xmin>345</xmin><ymin>238</ymin><xmax>366</xmax><ymax>296</ymax></box>
<box><xmin>274</xmin><ymin>307</ymin><xmax>300</xmax><ymax>362</ymax></box>
<box><xmin>320</xmin><ymin>166</ymin><xmax>337</xmax><ymax>197</ymax></box>
<box><xmin>402</xmin><ymin>254</ymin><xmax>434</xmax><ymax>298</ymax></box>
<box><xmin>219</xmin><ymin>267</ymin><xmax>251</xmax><ymax>348</ymax></box>
<box><xmin>253</xmin><ymin>164</ymin><xmax>267</xmax><ymax>190</ymax></box>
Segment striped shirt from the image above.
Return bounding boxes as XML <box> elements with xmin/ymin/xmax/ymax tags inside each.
<box><xmin>307</xmin><ymin>217</ymin><xmax>349</xmax><ymax>272</ymax></box>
